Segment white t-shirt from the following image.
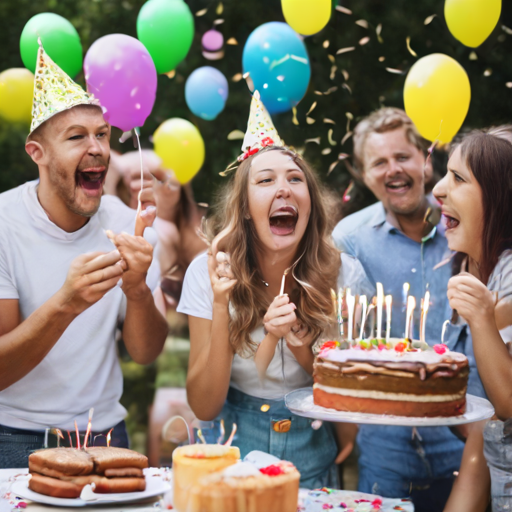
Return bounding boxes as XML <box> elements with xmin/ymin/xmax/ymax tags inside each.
<box><xmin>0</xmin><ymin>181</ymin><xmax>160</xmax><ymax>431</ymax></box>
<box><xmin>488</xmin><ymin>249</ymin><xmax>512</xmax><ymax>342</ymax></box>
<box><xmin>177</xmin><ymin>251</ymin><xmax>372</xmax><ymax>400</ymax></box>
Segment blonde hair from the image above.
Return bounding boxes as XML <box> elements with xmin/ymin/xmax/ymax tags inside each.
<box><xmin>353</xmin><ymin>107</ymin><xmax>427</xmax><ymax>172</ymax></box>
<box><xmin>205</xmin><ymin>147</ymin><xmax>340</xmax><ymax>356</ymax></box>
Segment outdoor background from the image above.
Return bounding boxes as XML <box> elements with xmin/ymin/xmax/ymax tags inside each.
<box><xmin>1</xmin><ymin>0</ymin><xmax>511</xmax><ymax>461</ymax></box>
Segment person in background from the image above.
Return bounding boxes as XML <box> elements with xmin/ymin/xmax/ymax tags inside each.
<box><xmin>331</xmin><ymin>108</ymin><xmax>481</xmax><ymax>512</ymax></box>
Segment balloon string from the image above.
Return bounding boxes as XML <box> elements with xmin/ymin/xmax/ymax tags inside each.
<box><xmin>134</xmin><ymin>130</ymin><xmax>143</xmax><ymax>216</ymax></box>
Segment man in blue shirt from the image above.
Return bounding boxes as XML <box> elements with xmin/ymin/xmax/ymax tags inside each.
<box><xmin>332</xmin><ymin>108</ymin><xmax>481</xmax><ymax>512</ymax></box>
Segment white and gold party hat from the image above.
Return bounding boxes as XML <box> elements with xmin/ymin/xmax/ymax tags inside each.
<box><xmin>238</xmin><ymin>90</ymin><xmax>284</xmax><ymax>162</ymax></box>
<box><xmin>30</xmin><ymin>41</ymin><xmax>99</xmax><ymax>134</ymax></box>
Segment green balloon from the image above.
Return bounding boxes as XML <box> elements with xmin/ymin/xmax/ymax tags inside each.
<box><xmin>137</xmin><ymin>0</ymin><xmax>194</xmax><ymax>74</ymax></box>
<box><xmin>20</xmin><ymin>13</ymin><xmax>83</xmax><ymax>78</ymax></box>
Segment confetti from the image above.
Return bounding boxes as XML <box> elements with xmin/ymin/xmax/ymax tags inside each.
<box><xmin>306</xmin><ymin>117</ymin><xmax>316</xmax><ymax>124</ymax></box>
<box><xmin>336</xmin><ymin>46</ymin><xmax>356</xmax><ymax>55</ymax></box>
<box><xmin>502</xmin><ymin>25</ymin><xmax>512</xmax><ymax>35</ymax></box>
<box><xmin>232</xmin><ymin>72</ymin><xmax>243</xmax><ymax>82</ymax></box>
<box><xmin>306</xmin><ymin>101</ymin><xmax>317</xmax><ymax>115</ymax></box>
<box><xmin>322</xmin><ymin>148</ymin><xmax>332</xmax><ymax>155</ymax></box>
<box><xmin>197</xmin><ymin>202</ymin><xmax>209</xmax><ymax>208</ymax></box>
<box><xmin>484</xmin><ymin>68</ymin><xmax>493</xmax><ymax>77</ymax></box>
<box><xmin>355</xmin><ymin>19</ymin><xmax>369</xmax><ymax>29</ymax></box>
<box><xmin>314</xmin><ymin>91</ymin><xmax>324</xmax><ymax>96</ymax></box>
<box><xmin>213</xmin><ymin>19</ymin><xmax>224</xmax><ymax>25</ymax></box>
<box><xmin>227</xmin><ymin>37</ymin><xmax>238</xmax><ymax>45</ymax></box>
<box><xmin>469</xmin><ymin>51</ymin><xmax>478</xmax><ymax>60</ymax></box>
<box><xmin>330</xmin><ymin>65</ymin><xmax>337</xmax><ymax>80</ymax></box>
<box><xmin>378</xmin><ymin>56</ymin><xmax>386</xmax><ymax>62</ymax></box>
<box><xmin>341</xmin><ymin>69</ymin><xmax>349</xmax><ymax>80</ymax></box>
<box><xmin>323</xmin><ymin>118</ymin><xmax>336</xmax><ymax>124</ymax></box>
<box><xmin>342</xmin><ymin>83</ymin><xmax>352</xmax><ymax>94</ymax></box>
<box><xmin>328</xmin><ymin>54</ymin><xmax>336</xmax><ymax>64</ymax></box>
<box><xmin>386</xmin><ymin>67</ymin><xmax>404</xmax><ymax>74</ymax></box>
<box><xmin>165</xmin><ymin>70</ymin><xmax>176</xmax><ymax>79</ymax></box>
<box><xmin>327</xmin><ymin>161</ymin><xmax>338</xmax><ymax>175</ymax></box>
<box><xmin>359</xmin><ymin>36</ymin><xmax>370</xmax><ymax>45</ymax></box>
<box><xmin>338</xmin><ymin>152</ymin><xmax>350</xmax><ymax>160</ymax></box>
<box><xmin>345</xmin><ymin>112</ymin><xmax>353</xmax><ymax>133</ymax></box>
<box><xmin>195</xmin><ymin>7</ymin><xmax>208</xmax><ymax>16</ymax></box>
<box><xmin>328</xmin><ymin>129</ymin><xmax>336</xmax><ymax>146</ymax></box>
<box><xmin>406</xmin><ymin>37</ymin><xmax>417</xmax><ymax>57</ymax></box>
<box><xmin>227</xmin><ymin>129</ymin><xmax>245</xmax><ymax>140</ymax></box>
<box><xmin>424</xmin><ymin>14</ymin><xmax>437</xmax><ymax>25</ymax></box>
<box><xmin>260</xmin><ymin>404</ymin><xmax>270</xmax><ymax>412</ymax></box>
<box><xmin>292</xmin><ymin>107</ymin><xmax>299</xmax><ymax>126</ymax></box>
<box><xmin>323</xmin><ymin>86</ymin><xmax>338</xmax><ymax>95</ymax></box>
<box><xmin>323</xmin><ymin>40</ymin><xmax>330</xmax><ymax>48</ymax></box>
<box><xmin>305</xmin><ymin>137</ymin><xmax>321</xmax><ymax>144</ymax></box>
<box><xmin>216</xmin><ymin>2</ymin><xmax>223</xmax><ymax>15</ymax></box>
<box><xmin>336</xmin><ymin>5</ymin><xmax>352</xmax><ymax>15</ymax></box>
<box><xmin>341</xmin><ymin>131</ymin><xmax>353</xmax><ymax>145</ymax></box>
<box><xmin>243</xmin><ymin>72</ymin><xmax>255</xmax><ymax>92</ymax></box>
<box><xmin>506</xmin><ymin>82</ymin><xmax>512</xmax><ymax>88</ymax></box>
<box><xmin>345</xmin><ymin>112</ymin><xmax>354</xmax><ymax>120</ymax></box>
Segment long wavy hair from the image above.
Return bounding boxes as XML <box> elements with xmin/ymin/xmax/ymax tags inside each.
<box><xmin>205</xmin><ymin>147</ymin><xmax>340</xmax><ymax>356</ymax></box>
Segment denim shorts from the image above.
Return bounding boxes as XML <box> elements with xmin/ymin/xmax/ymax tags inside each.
<box><xmin>0</xmin><ymin>420</ymin><xmax>129</xmax><ymax>468</ymax></box>
<box><xmin>215</xmin><ymin>387</ymin><xmax>339</xmax><ymax>489</ymax></box>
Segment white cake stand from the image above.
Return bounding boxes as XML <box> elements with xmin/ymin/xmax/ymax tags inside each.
<box><xmin>285</xmin><ymin>387</ymin><xmax>495</xmax><ymax>426</ymax></box>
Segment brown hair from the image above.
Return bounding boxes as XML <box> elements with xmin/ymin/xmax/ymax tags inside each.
<box><xmin>455</xmin><ymin>131</ymin><xmax>512</xmax><ymax>283</ymax></box>
<box><xmin>487</xmin><ymin>125</ymin><xmax>512</xmax><ymax>145</ymax></box>
<box><xmin>205</xmin><ymin>147</ymin><xmax>340</xmax><ymax>356</ymax></box>
<box><xmin>353</xmin><ymin>107</ymin><xmax>427</xmax><ymax>173</ymax></box>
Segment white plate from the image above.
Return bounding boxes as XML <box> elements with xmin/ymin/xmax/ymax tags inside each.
<box><xmin>11</xmin><ymin>473</ymin><xmax>171</xmax><ymax>508</ymax></box>
<box><xmin>285</xmin><ymin>387</ymin><xmax>495</xmax><ymax>426</ymax></box>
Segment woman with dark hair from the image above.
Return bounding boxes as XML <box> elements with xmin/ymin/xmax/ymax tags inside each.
<box><xmin>432</xmin><ymin>130</ymin><xmax>512</xmax><ymax>511</ymax></box>
<box><xmin>177</xmin><ymin>92</ymin><xmax>370</xmax><ymax>488</ymax></box>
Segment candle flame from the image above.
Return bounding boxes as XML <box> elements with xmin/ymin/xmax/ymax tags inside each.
<box><xmin>106</xmin><ymin>428</ymin><xmax>113</xmax><ymax>447</ymax></box>
<box><xmin>74</xmin><ymin>421</ymin><xmax>81</xmax><ymax>450</ymax></box>
<box><xmin>223</xmin><ymin>423</ymin><xmax>237</xmax><ymax>446</ymax></box>
<box><xmin>423</xmin><ymin>291</ymin><xmax>430</xmax><ymax>314</ymax></box>
<box><xmin>83</xmin><ymin>408</ymin><xmax>94</xmax><ymax>450</ymax></box>
<box><xmin>52</xmin><ymin>428</ymin><xmax>65</xmax><ymax>439</ymax></box>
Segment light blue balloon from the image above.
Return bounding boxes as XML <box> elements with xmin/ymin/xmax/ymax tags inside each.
<box><xmin>242</xmin><ymin>22</ymin><xmax>311</xmax><ymax>114</ymax></box>
<box><xmin>185</xmin><ymin>66</ymin><xmax>229</xmax><ymax>121</ymax></box>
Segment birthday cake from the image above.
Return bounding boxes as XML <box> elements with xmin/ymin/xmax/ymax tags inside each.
<box><xmin>313</xmin><ymin>340</ymin><xmax>469</xmax><ymax>417</ymax></box>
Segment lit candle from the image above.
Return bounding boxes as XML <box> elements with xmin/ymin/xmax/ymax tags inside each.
<box><xmin>376</xmin><ymin>283</ymin><xmax>384</xmax><ymax>340</ymax></box>
<box><xmin>404</xmin><ymin>295</ymin><xmax>416</xmax><ymax>340</ymax></box>
<box><xmin>420</xmin><ymin>291</ymin><xmax>430</xmax><ymax>344</ymax></box>
<box><xmin>385</xmin><ymin>295</ymin><xmax>392</xmax><ymax>342</ymax></box>
<box><xmin>358</xmin><ymin>295</ymin><xmax>368</xmax><ymax>341</ymax></box>
<box><xmin>346</xmin><ymin>288</ymin><xmax>355</xmax><ymax>341</ymax></box>
<box><xmin>106</xmin><ymin>428</ymin><xmax>113</xmax><ymax>448</ymax></box>
<box><xmin>402</xmin><ymin>282</ymin><xmax>410</xmax><ymax>311</ymax></box>
<box><xmin>279</xmin><ymin>268</ymin><xmax>290</xmax><ymax>295</ymax></box>
<box><xmin>441</xmin><ymin>319</ymin><xmax>450</xmax><ymax>344</ymax></box>
<box><xmin>74</xmin><ymin>420</ymin><xmax>81</xmax><ymax>450</ymax></box>
<box><xmin>338</xmin><ymin>288</ymin><xmax>344</xmax><ymax>337</ymax></box>
<box><xmin>83</xmin><ymin>408</ymin><xmax>94</xmax><ymax>450</ymax></box>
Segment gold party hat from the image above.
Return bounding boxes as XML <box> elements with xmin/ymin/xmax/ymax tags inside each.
<box><xmin>238</xmin><ymin>90</ymin><xmax>284</xmax><ymax>162</ymax></box>
<box><xmin>30</xmin><ymin>41</ymin><xmax>99</xmax><ymax>134</ymax></box>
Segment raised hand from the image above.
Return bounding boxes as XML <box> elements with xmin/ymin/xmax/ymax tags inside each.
<box><xmin>263</xmin><ymin>294</ymin><xmax>297</xmax><ymax>340</ymax></box>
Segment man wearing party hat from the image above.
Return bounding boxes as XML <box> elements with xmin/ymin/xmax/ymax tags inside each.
<box><xmin>0</xmin><ymin>44</ymin><xmax>168</xmax><ymax>468</ymax></box>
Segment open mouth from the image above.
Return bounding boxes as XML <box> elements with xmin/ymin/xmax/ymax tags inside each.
<box><xmin>443</xmin><ymin>213</ymin><xmax>460</xmax><ymax>230</ymax></box>
<box><xmin>269</xmin><ymin>205</ymin><xmax>298</xmax><ymax>236</ymax></box>
<box><xmin>385</xmin><ymin>178</ymin><xmax>412</xmax><ymax>194</ymax></box>
<box><xmin>76</xmin><ymin>167</ymin><xmax>107</xmax><ymax>193</ymax></box>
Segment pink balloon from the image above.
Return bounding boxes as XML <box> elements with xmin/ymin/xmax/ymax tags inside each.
<box><xmin>84</xmin><ymin>34</ymin><xmax>157</xmax><ymax>132</ymax></box>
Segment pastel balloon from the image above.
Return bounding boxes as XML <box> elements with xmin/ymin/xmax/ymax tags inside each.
<box><xmin>185</xmin><ymin>67</ymin><xmax>228</xmax><ymax>120</ymax></box>
<box><xmin>282</xmin><ymin>0</ymin><xmax>331</xmax><ymax>36</ymax></box>
<box><xmin>153</xmin><ymin>119</ymin><xmax>205</xmax><ymax>184</ymax></box>
<box><xmin>242</xmin><ymin>22</ymin><xmax>310</xmax><ymax>114</ymax></box>
<box><xmin>0</xmin><ymin>68</ymin><xmax>34</xmax><ymax>124</ymax></box>
<box><xmin>137</xmin><ymin>0</ymin><xmax>194</xmax><ymax>74</ymax></box>
<box><xmin>445</xmin><ymin>0</ymin><xmax>501</xmax><ymax>48</ymax></box>
<box><xmin>20</xmin><ymin>13</ymin><xmax>82</xmax><ymax>78</ymax></box>
<box><xmin>84</xmin><ymin>34</ymin><xmax>157</xmax><ymax>132</ymax></box>
<box><xmin>202</xmin><ymin>30</ymin><xmax>223</xmax><ymax>52</ymax></box>
<box><xmin>404</xmin><ymin>54</ymin><xmax>471</xmax><ymax>144</ymax></box>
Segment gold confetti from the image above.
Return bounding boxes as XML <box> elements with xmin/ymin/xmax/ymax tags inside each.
<box><xmin>342</xmin><ymin>83</ymin><xmax>352</xmax><ymax>94</ymax></box>
<box><xmin>216</xmin><ymin>2</ymin><xmax>223</xmax><ymax>15</ymax></box>
<box><xmin>323</xmin><ymin>118</ymin><xmax>336</xmax><ymax>124</ymax></box>
<box><xmin>341</xmin><ymin>69</ymin><xmax>349</xmax><ymax>80</ymax></box>
<box><xmin>378</xmin><ymin>56</ymin><xmax>386</xmax><ymax>62</ymax></box>
<box><xmin>196</xmin><ymin>7</ymin><xmax>208</xmax><ymax>16</ymax></box>
<box><xmin>322</xmin><ymin>148</ymin><xmax>332</xmax><ymax>155</ymax></box>
<box><xmin>506</xmin><ymin>82</ymin><xmax>512</xmax><ymax>88</ymax></box>
<box><xmin>345</xmin><ymin>112</ymin><xmax>353</xmax><ymax>133</ymax></box>
<box><xmin>336</xmin><ymin>46</ymin><xmax>356</xmax><ymax>55</ymax></box>
<box><xmin>314</xmin><ymin>91</ymin><xmax>324</xmax><ymax>96</ymax></box>
<box><xmin>306</xmin><ymin>117</ymin><xmax>316</xmax><ymax>125</ymax></box>
<box><xmin>330</xmin><ymin>65</ymin><xmax>337</xmax><ymax>80</ymax></box>
<box><xmin>292</xmin><ymin>107</ymin><xmax>299</xmax><ymax>126</ymax></box>
<box><xmin>328</xmin><ymin>161</ymin><xmax>339</xmax><ymax>175</ymax></box>
<box><xmin>359</xmin><ymin>36</ymin><xmax>370</xmax><ymax>45</ymax></box>
<box><xmin>227</xmin><ymin>129</ymin><xmax>244</xmax><ymax>140</ymax></box>
<box><xmin>386</xmin><ymin>67</ymin><xmax>404</xmax><ymax>74</ymax></box>
<box><xmin>328</xmin><ymin>54</ymin><xmax>336</xmax><ymax>63</ymax></box>
<box><xmin>306</xmin><ymin>101</ymin><xmax>317</xmax><ymax>115</ymax></box>
<box><xmin>406</xmin><ymin>37</ymin><xmax>417</xmax><ymax>57</ymax></box>
<box><xmin>323</xmin><ymin>40</ymin><xmax>330</xmax><ymax>48</ymax></box>
<box><xmin>232</xmin><ymin>73</ymin><xmax>243</xmax><ymax>82</ymax></box>
<box><xmin>323</xmin><ymin>86</ymin><xmax>338</xmax><ymax>95</ymax></box>
<box><xmin>197</xmin><ymin>202</ymin><xmax>209</xmax><ymax>208</ymax></box>
<box><xmin>346</xmin><ymin>112</ymin><xmax>354</xmax><ymax>120</ymax></box>
<box><xmin>305</xmin><ymin>137</ymin><xmax>321</xmax><ymax>144</ymax></box>
<box><xmin>469</xmin><ymin>51</ymin><xmax>478</xmax><ymax>60</ymax></box>
<box><xmin>424</xmin><ymin>14</ymin><xmax>437</xmax><ymax>25</ymax></box>
<box><xmin>227</xmin><ymin>37</ymin><xmax>238</xmax><ymax>45</ymax></box>
<box><xmin>260</xmin><ymin>404</ymin><xmax>270</xmax><ymax>412</ymax></box>
<box><xmin>165</xmin><ymin>70</ymin><xmax>176</xmax><ymax>79</ymax></box>
<box><xmin>484</xmin><ymin>68</ymin><xmax>493</xmax><ymax>77</ymax></box>
<box><xmin>341</xmin><ymin>131</ymin><xmax>353</xmax><ymax>145</ymax></box>
<box><xmin>355</xmin><ymin>19</ymin><xmax>369</xmax><ymax>29</ymax></box>
<box><xmin>213</xmin><ymin>19</ymin><xmax>224</xmax><ymax>25</ymax></box>
<box><xmin>376</xmin><ymin>24</ymin><xmax>383</xmax><ymax>44</ymax></box>
<box><xmin>336</xmin><ymin>5</ymin><xmax>352</xmax><ymax>15</ymax></box>
<box><xmin>502</xmin><ymin>25</ymin><xmax>512</xmax><ymax>35</ymax></box>
<box><xmin>328</xmin><ymin>129</ymin><xmax>336</xmax><ymax>146</ymax></box>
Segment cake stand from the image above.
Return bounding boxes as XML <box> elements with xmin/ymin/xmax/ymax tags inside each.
<box><xmin>285</xmin><ymin>387</ymin><xmax>494</xmax><ymax>426</ymax></box>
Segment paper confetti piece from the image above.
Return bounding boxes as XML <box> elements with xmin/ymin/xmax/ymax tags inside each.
<box><xmin>341</xmin><ymin>131</ymin><xmax>353</xmax><ymax>145</ymax></box>
<box><xmin>323</xmin><ymin>118</ymin><xmax>336</xmax><ymax>124</ymax></box>
<box><xmin>342</xmin><ymin>83</ymin><xmax>352</xmax><ymax>94</ymax></box>
<box><xmin>216</xmin><ymin>2</ymin><xmax>223</xmax><ymax>15</ymax></box>
<box><xmin>292</xmin><ymin>107</ymin><xmax>299</xmax><ymax>126</ymax></box>
<box><xmin>323</xmin><ymin>86</ymin><xmax>338</xmax><ymax>95</ymax></box>
<box><xmin>314</xmin><ymin>91</ymin><xmax>324</xmax><ymax>96</ymax></box>
<box><xmin>345</xmin><ymin>112</ymin><xmax>353</xmax><ymax>133</ymax></box>
<box><xmin>260</xmin><ymin>404</ymin><xmax>270</xmax><ymax>412</ymax></box>
<box><xmin>165</xmin><ymin>70</ymin><xmax>176</xmax><ymax>79</ymax></box>
<box><xmin>328</xmin><ymin>161</ymin><xmax>339</xmax><ymax>175</ymax></box>
<box><xmin>328</xmin><ymin>129</ymin><xmax>337</xmax><ymax>146</ymax></box>
<box><xmin>306</xmin><ymin>117</ymin><xmax>316</xmax><ymax>125</ymax></box>
<box><xmin>328</xmin><ymin>54</ymin><xmax>336</xmax><ymax>63</ymax></box>
<box><xmin>197</xmin><ymin>202</ymin><xmax>209</xmax><ymax>208</ymax></box>
<box><xmin>502</xmin><ymin>25</ymin><xmax>512</xmax><ymax>35</ymax></box>
<box><xmin>227</xmin><ymin>37</ymin><xmax>238</xmax><ymax>45</ymax></box>
<box><xmin>424</xmin><ymin>14</ymin><xmax>436</xmax><ymax>25</ymax></box>
<box><xmin>322</xmin><ymin>148</ymin><xmax>332</xmax><ymax>155</ymax></box>
<box><xmin>243</xmin><ymin>72</ymin><xmax>255</xmax><ymax>92</ymax></box>
<box><xmin>307</xmin><ymin>102</ymin><xmax>317</xmax><ymax>115</ymax></box>
<box><xmin>484</xmin><ymin>68</ymin><xmax>493</xmax><ymax>77</ymax></box>
<box><xmin>355</xmin><ymin>19</ymin><xmax>369</xmax><ymax>29</ymax></box>
<box><xmin>336</xmin><ymin>6</ymin><xmax>352</xmax><ymax>14</ymax></box>
<box><xmin>359</xmin><ymin>37</ymin><xmax>370</xmax><ymax>45</ymax></box>
<box><xmin>336</xmin><ymin>46</ymin><xmax>356</xmax><ymax>55</ymax></box>
<box><xmin>213</xmin><ymin>19</ymin><xmax>224</xmax><ymax>25</ymax></box>
<box><xmin>227</xmin><ymin>129</ymin><xmax>245</xmax><ymax>140</ymax></box>
<box><xmin>196</xmin><ymin>8</ymin><xmax>208</xmax><ymax>16</ymax></box>
<box><xmin>330</xmin><ymin>65</ymin><xmax>337</xmax><ymax>80</ymax></box>
<box><xmin>232</xmin><ymin>73</ymin><xmax>243</xmax><ymax>82</ymax></box>
<box><xmin>338</xmin><ymin>153</ymin><xmax>350</xmax><ymax>160</ymax></box>
<box><xmin>378</xmin><ymin>56</ymin><xmax>386</xmax><ymax>62</ymax></box>
<box><xmin>469</xmin><ymin>51</ymin><xmax>478</xmax><ymax>60</ymax></box>
<box><xmin>506</xmin><ymin>82</ymin><xmax>512</xmax><ymax>88</ymax></box>
<box><xmin>341</xmin><ymin>69</ymin><xmax>349</xmax><ymax>80</ymax></box>
<box><xmin>323</xmin><ymin>40</ymin><xmax>330</xmax><ymax>48</ymax></box>
<box><xmin>305</xmin><ymin>137</ymin><xmax>321</xmax><ymax>144</ymax></box>
<box><xmin>406</xmin><ymin>37</ymin><xmax>417</xmax><ymax>57</ymax></box>
<box><xmin>386</xmin><ymin>67</ymin><xmax>404</xmax><ymax>74</ymax></box>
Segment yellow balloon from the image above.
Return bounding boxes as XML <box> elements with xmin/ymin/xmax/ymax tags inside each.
<box><xmin>404</xmin><ymin>54</ymin><xmax>471</xmax><ymax>144</ymax></box>
<box><xmin>0</xmin><ymin>68</ymin><xmax>34</xmax><ymax>124</ymax></box>
<box><xmin>445</xmin><ymin>0</ymin><xmax>501</xmax><ymax>48</ymax></box>
<box><xmin>282</xmin><ymin>0</ymin><xmax>331</xmax><ymax>36</ymax></box>
<box><xmin>153</xmin><ymin>118</ymin><xmax>205</xmax><ymax>185</ymax></box>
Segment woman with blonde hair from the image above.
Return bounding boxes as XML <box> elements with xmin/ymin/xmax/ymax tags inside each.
<box><xmin>177</xmin><ymin>92</ymin><xmax>370</xmax><ymax>487</ymax></box>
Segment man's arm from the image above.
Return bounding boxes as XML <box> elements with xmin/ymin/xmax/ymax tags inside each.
<box><xmin>0</xmin><ymin>251</ymin><xmax>124</xmax><ymax>391</ymax></box>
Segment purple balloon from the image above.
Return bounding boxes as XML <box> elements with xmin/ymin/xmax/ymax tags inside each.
<box><xmin>202</xmin><ymin>30</ymin><xmax>223</xmax><ymax>52</ymax></box>
<box><xmin>84</xmin><ymin>34</ymin><xmax>157</xmax><ymax>132</ymax></box>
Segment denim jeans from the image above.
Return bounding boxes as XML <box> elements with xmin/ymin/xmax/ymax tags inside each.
<box><xmin>0</xmin><ymin>420</ymin><xmax>129</xmax><ymax>468</ymax></box>
<box><xmin>216</xmin><ymin>387</ymin><xmax>339</xmax><ymax>489</ymax></box>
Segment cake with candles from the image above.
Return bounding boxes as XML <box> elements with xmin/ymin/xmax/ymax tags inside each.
<box><xmin>313</xmin><ymin>339</ymin><xmax>469</xmax><ymax>417</ymax></box>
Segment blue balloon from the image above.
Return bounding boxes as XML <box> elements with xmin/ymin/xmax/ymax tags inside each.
<box><xmin>242</xmin><ymin>22</ymin><xmax>311</xmax><ymax>114</ymax></box>
<box><xmin>185</xmin><ymin>66</ymin><xmax>229</xmax><ymax>121</ymax></box>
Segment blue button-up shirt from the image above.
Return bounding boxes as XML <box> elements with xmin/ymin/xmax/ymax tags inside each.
<box><xmin>332</xmin><ymin>201</ymin><xmax>483</xmax><ymax>483</ymax></box>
